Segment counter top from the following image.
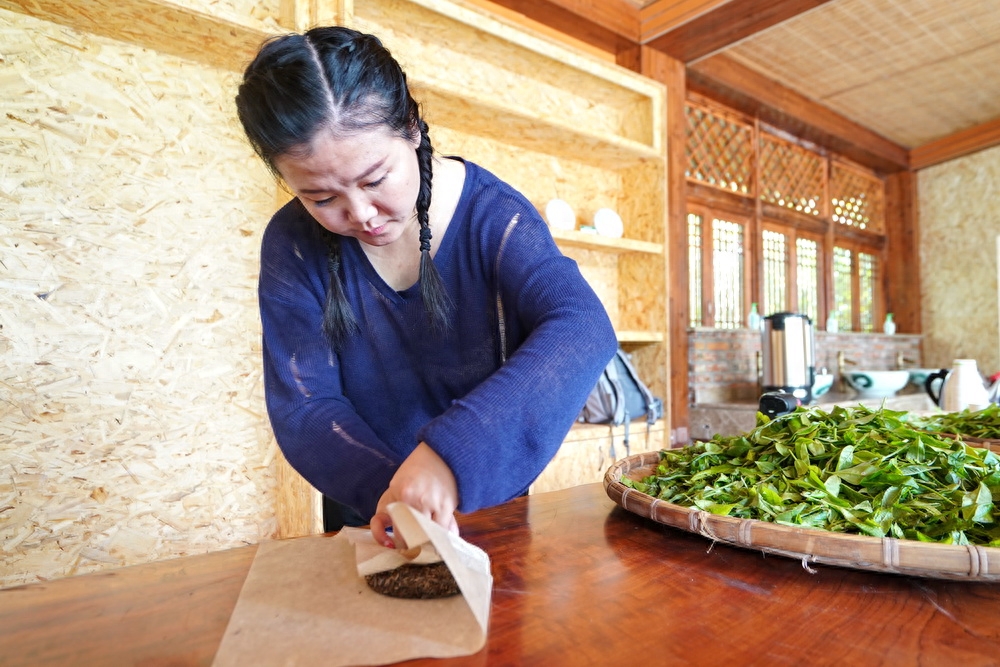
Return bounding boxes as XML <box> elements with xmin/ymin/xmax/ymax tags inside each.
<box><xmin>695</xmin><ymin>388</ymin><xmax>935</xmax><ymax>411</ymax></box>
<box><xmin>689</xmin><ymin>390</ymin><xmax>938</xmax><ymax>441</ymax></box>
<box><xmin>3</xmin><ymin>483</ymin><xmax>1000</xmax><ymax>665</ymax></box>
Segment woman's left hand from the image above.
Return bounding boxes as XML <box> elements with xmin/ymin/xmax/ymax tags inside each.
<box><xmin>370</xmin><ymin>442</ymin><xmax>459</xmax><ymax>547</ymax></box>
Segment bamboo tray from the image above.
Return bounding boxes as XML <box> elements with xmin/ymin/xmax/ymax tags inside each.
<box><xmin>604</xmin><ymin>450</ymin><xmax>1000</xmax><ymax>581</ymax></box>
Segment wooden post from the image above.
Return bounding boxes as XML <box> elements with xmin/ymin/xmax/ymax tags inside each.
<box><xmin>884</xmin><ymin>170</ymin><xmax>920</xmax><ymax>334</ymax></box>
<box><xmin>637</xmin><ymin>46</ymin><xmax>689</xmax><ymax>446</ymax></box>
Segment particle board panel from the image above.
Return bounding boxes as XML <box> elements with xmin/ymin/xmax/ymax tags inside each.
<box><xmin>0</xmin><ymin>9</ymin><xmax>278</xmax><ymax>587</ymax></box>
<box><xmin>0</xmin><ymin>0</ymin><xmax>280</xmax><ymax>71</ymax></box>
<box><xmin>167</xmin><ymin>0</ymin><xmax>281</xmax><ymax>25</ymax></box>
<box><xmin>350</xmin><ymin>0</ymin><xmax>664</xmax><ymax>157</ymax></box>
<box><xmin>615</xmin><ymin>160</ymin><xmax>667</xmax><ymax>245</ymax></box>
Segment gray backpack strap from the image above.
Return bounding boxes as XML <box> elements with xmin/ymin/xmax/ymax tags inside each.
<box><xmin>615</xmin><ymin>350</ymin><xmax>660</xmax><ymax>426</ymax></box>
<box><xmin>602</xmin><ymin>358</ymin><xmax>627</xmax><ymax>425</ymax></box>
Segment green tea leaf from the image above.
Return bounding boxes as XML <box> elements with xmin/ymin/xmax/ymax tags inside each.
<box><xmin>638</xmin><ymin>405</ymin><xmax>1000</xmax><ymax>546</ymax></box>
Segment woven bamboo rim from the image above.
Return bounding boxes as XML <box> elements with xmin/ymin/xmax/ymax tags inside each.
<box><xmin>604</xmin><ymin>450</ymin><xmax>1000</xmax><ymax>581</ymax></box>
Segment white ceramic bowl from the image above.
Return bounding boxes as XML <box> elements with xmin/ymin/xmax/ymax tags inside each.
<box><xmin>906</xmin><ymin>368</ymin><xmax>941</xmax><ymax>387</ymax></box>
<box><xmin>844</xmin><ymin>370</ymin><xmax>911</xmax><ymax>398</ymax></box>
<box><xmin>812</xmin><ymin>373</ymin><xmax>835</xmax><ymax>399</ymax></box>
<box><xmin>545</xmin><ymin>198</ymin><xmax>576</xmax><ymax>230</ymax></box>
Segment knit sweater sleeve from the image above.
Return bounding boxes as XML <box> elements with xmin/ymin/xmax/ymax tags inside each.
<box><xmin>416</xmin><ymin>189</ymin><xmax>618</xmax><ymax>513</ymax></box>
<box><xmin>258</xmin><ymin>207</ymin><xmax>399</xmax><ymax>519</ymax></box>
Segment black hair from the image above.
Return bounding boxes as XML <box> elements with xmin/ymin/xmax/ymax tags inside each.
<box><xmin>235</xmin><ymin>26</ymin><xmax>452</xmax><ymax>349</ymax></box>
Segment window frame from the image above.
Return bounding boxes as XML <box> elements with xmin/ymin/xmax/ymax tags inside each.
<box><xmin>688</xmin><ymin>201</ymin><xmax>753</xmax><ymax>328</ymax></box>
<box><xmin>759</xmin><ymin>220</ymin><xmax>827</xmax><ymax>324</ymax></box>
<box><xmin>831</xmin><ymin>236</ymin><xmax>886</xmax><ymax>332</ymax></box>
<box><xmin>685</xmin><ymin>96</ymin><xmax>887</xmax><ymax>333</ymax></box>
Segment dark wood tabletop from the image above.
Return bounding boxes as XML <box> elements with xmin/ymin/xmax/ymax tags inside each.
<box><xmin>3</xmin><ymin>482</ymin><xmax>1000</xmax><ymax>666</ymax></box>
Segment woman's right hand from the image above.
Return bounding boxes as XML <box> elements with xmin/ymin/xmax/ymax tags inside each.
<box><xmin>370</xmin><ymin>442</ymin><xmax>459</xmax><ymax>548</ymax></box>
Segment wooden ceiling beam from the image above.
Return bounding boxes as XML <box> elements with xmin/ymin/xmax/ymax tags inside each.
<box><xmin>688</xmin><ymin>54</ymin><xmax>910</xmax><ymax>172</ymax></box>
<box><xmin>640</xmin><ymin>0</ymin><xmax>730</xmax><ymax>42</ymax></box>
<box><xmin>910</xmin><ymin>117</ymin><xmax>1000</xmax><ymax>170</ymax></box>
<box><xmin>481</xmin><ymin>0</ymin><xmax>913</xmax><ymax>172</ymax></box>
<box><xmin>641</xmin><ymin>0</ymin><xmax>836</xmax><ymax>63</ymax></box>
<box><xmin>479</xmin><ymin>0</ymin><xmax>639</xmax><ymax>54</ymax></box>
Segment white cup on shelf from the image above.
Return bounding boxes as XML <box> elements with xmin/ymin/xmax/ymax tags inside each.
<box><xmin>544</xmin><ymin>198</ymin><xmax>576</xmax><ymax>230</ymax></box>
<box><xmin>593</xmin><ymin>208</ymin><xmax>623</xmax><ymax>238</ymax></box>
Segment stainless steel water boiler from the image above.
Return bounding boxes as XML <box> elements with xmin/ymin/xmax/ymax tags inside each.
<box><xmin>761</xmin><ymin>312</ymin><xmax>815</xmax><ymax>403</ymax></box>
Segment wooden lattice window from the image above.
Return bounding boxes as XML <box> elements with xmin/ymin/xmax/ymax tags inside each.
<box><xmin>832</xmin><ymin>246</ymin><xmax>853</xmax><ymax>331</ymax></box>
<box><xmin>760</xmin><ymin>225</ymin><xmax>823</xmax><ymax>325</ymax></box>
<box><xmin>685</xmin><ymin>103</ymin><xmax>754</xmax><ymax>195</ymax></box>
<box><xmin>830</xmin><ymin>161</ymin><xmax>885</xmax><ymax>233</ymax></box>
<box><xmin>795</xmin><ymin>236</ymin><xmax>820</xmax><ymax>327</ymax></box>
<box><xmin>688</xmin><ymin>212</ymin><xmax>703</xmax><ymax>328</ymax></box>
<box><xmin>830</xmin><ymin>243</ymin><xmax>881</xmax><ymax>332</ymax></box>
<box><xmin>762</xmin><ymin>228</ymin><xmax>787</xmax><ymax>317</ymax></box>
<box><xmin>759</xmin><ymin>133</ymin><xmax>824</xmax><ymax>216</ymax></box>
<box><xmin>684</xmin><ymin>95</ymin><xmax>887</xmax><ymax>334</ymax></box>
<box><xmin>712</xmin><ymin>217</ymin><xmax>745</xmax><ymax>329</ymax></box>
<box><xmin>858</xmin><ymin>252</ymin><xmax>878</xmax><ymax>332</ymax></box>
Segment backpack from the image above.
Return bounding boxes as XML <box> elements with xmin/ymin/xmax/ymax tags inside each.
<box><xmin>578</xmin><ymin>348</ymin><xmax>663</xmax><ymax>458</ymax></box>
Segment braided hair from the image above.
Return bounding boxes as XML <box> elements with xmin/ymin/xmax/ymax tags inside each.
<box><xmin>235</xmin><ymin>27</ymin><xmax>452</xmax><ymax>349</ymax></box>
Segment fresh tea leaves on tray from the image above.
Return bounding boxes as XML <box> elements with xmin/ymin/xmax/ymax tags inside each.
<box><xmin>916</xmin><ymin>403</ymin><xmax>1000</xmax><ymax>440</ymax></box>
<box><xmin>624</xmin><ymin>405</ymin><xmax>1000</xmax><ymax>546</ymax></box>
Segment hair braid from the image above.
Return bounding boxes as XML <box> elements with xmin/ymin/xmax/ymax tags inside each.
<box><xmin>318</xmin><ymin>225</ymin><xmax>360</xmax><ymax>349</ymax></box>
<box><xmin>415</xmin><ymin>119</ymin><xmax>453</xmax><ymax>332</ymax></box>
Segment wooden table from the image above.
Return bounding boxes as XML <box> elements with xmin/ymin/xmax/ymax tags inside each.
<box><xmin>3</xmin><ymin>482</ymin><xmax>1000</xmax><ymax>666</ymax></box>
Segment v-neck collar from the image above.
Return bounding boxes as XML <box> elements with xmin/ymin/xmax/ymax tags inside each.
<box><xmin>347</xmin><ymin>157</ymin><xmax>472</xmax><ymax>301</ymax></box>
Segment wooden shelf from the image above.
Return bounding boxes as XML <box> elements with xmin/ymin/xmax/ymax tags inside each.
<box><xmin>414</xmin><ymin>86</ymin><xmax>660</xmax><ymax>169</ymax></box>
<box><xmin>617</xmin><ymin>330</ymin><xmax>665</xmax><ymax>344</ymax></box>
<box><xmin>351</xmin><ymin>0</ymin><xmax>664</xmax><ymax>165</ymax></box>
<box><xmin>346</xmin><ymin>2</ymin><xmax>670</xmax><ymax>418</ymax></box>
<box><xmin>549</xmin><ymin>228</ymin><xmax>663</xmax><ymax>254</ymax></box>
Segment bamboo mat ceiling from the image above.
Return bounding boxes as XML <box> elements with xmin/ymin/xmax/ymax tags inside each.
<box><xmin>718</xmin><ymin>0</ymin><xmax>1000</xmax><ymax>149</ymax></box>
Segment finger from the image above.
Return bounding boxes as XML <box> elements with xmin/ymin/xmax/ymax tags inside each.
<box><xmin>428</xmin><ymin>507</ymin><xmax>458</xmax><ymax>532</ymax></box>
<box><xmin>369</xmin><ymin>512</ymin><xmax>395</xmax><ymax>549</ymax></box>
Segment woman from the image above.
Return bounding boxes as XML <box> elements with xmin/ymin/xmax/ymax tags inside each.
<box><xmin>235</xmin><ymin>26</ymin><xmax>617</xmax><ymax>545</ymax></box>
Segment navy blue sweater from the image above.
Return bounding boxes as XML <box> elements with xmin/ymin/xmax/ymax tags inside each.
<box><xmin>259</xmin><ymin>160</ymin><xmax>617</xmax><ymax>519</ymax></box>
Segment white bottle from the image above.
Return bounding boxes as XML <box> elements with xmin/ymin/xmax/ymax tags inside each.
<box><xmin>884</xmin><ymin>313</ymin><xmax>896</xmax><ymax>335</ymax></box>
<box><xmin>748</xmin><ymin>303</ymin><xmax>761</xmax><ymax>330</ymax></box>
<box><xmin>941</xmin><ymin>359</ymin><xmax>990</xmax><ymax>412</ymax></box>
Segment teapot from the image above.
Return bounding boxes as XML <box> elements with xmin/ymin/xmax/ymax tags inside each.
<box><xmin>924</xmin><ymin>359</ymin><xmax>990</xmax><ymax>411</ymax></box>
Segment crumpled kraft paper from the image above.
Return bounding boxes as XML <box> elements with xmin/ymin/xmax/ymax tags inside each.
<box><xmin>212</xmin><ymin>503</ymin><xmax>492</xmax><ymax>667</ymax></box>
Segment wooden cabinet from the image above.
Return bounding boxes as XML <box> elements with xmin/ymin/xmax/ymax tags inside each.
<box><xmin>530</xmin><ymin>420</ymin><xmax>666</xmax><ymax>494</ymax></box>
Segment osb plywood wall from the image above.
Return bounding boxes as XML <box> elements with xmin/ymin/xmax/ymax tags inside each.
<box><xmin>0</xmin><ymin>9</ymin><xmax>278</xmax><ymax>587</ymax></box>
<box><xmin>1</xmin><ymin>0</ymin><xmax>665</xmax><ymax>587</ymax></box>
<box><xmin>168</xmin><ymin>0</ymin><xmax>281</xmax><ymax>26</ymax></box>
<box><xmin>918</xmin><ymin>144</ymin><xmax>1000</xmax><ymax>377</ymax></box>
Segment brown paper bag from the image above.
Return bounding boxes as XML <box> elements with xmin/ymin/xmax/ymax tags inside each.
<box><xmin>212</xmin><ymin>503</ymin><xmax>491</xmax><ymax>667</ymax></box>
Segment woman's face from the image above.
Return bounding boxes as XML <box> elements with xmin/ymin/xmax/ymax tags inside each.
<box><xmin>275</xmin><ymin>126</ymin><xmax>421</xmax><ymax>247</ymax></box>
